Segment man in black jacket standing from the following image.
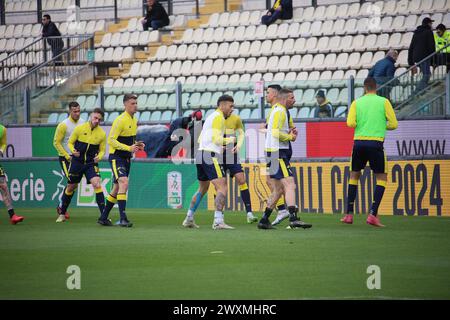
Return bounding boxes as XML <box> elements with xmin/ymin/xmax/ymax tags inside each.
<box><xmin>42</xmin><ymin>14</ymin><xmax>64</xmax><ymax>63</ymax></box>
<box><xmin>408</xmin><ymin>17</ymin><xmax>436</xmax><ymax>93</ymax></box>
<box><xmin>142</xmin><ymin>0</ymin><xmax>170</xmax><ymax>30</ymax></box>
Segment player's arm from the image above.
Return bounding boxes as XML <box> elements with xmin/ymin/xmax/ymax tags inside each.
<box><xmin>385</xmin><ymin>99</ymin><xmax>398</xmax><ymax>130</ymax></box>
<box><xmin>53</xmin><ymin>122</ymin><xmax>70</xmax><ymax>159</ymax></box>
<box><xmin>236</xmin><ymin>127</ymin><xmax>245</xmax><ymax>150</ymax></box>
<box><xmin>346</xmin><ymin>101</ymin><xmax>357</xmax><ymax>128</ymax></box>
<box><xmin>0</xmin><ymin>127</ymin><xmax>7</xmax><ymax>155</ymax></box>
<box><xmin>67</xmin><ymin>126</ymin><xmax>80</xmax><ymax>156</ymax></box>
<box><xmin>108</xmin><ymin>118</ymin><xmax>133</xmax><ymax>151</ymax></box>
<box><xmin>272</xmin><ymin>110</ymin><xmax>294</xmax><ymax>142</ymax></box>
<box><xmin>96</xmin><ymin>132</ymin><xmax>106</xmax><ymax>161</ymax></box>
<box><xmin>211</xmin><ymin>116</ymin><xmax>234</xmax><ymax>145</ymax></box>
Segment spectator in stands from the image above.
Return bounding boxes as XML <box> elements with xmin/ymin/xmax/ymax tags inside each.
<box><xmin>155</xmin><ymin>110</ymin><xmax>203</xmax><ymax>158</ymax></box>
<box><xmin>368</xmin><ymin>49</ymin><xmax>399</xmax><ymax>99</ymax></box>
<box><xmin>42</xmin><ymin>14</ymin><xmax>64</xmax><ymax>63</ymax></box>
<box><xmin>141</xmin><ymin>0</ymin><xmax>170</xmax><ymax>31</ymax></box>
<box><xmin>434</xmin><ymin>24</ymin><xmax>450</xmax><ymax>71</ymax></box>
<box><xmin>313</xmin><ymin>90</ymin><xmax>333</xmax><ymax>118</ymax></box>
<box><xmin>261</xmin><ymin>0</ymin><xmax>293</xmax><ymax>26</ymax></box>
<box><xmin>408</xmin><ymin>17</ymin><xmax>436</xmax><ymax>93</ymax></box>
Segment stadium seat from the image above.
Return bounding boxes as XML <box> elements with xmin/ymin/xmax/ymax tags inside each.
<box><xmin>104</xmin><ymin>95</ymin><xmax>117</xmax><ymax>111</ymax></box>
<box><xmin>47</xmin><ymin>113</ymin><xmax>59</xmax><ymax>123</ymax></box>
<box><xmin>108</xmin><ymin>112</ymin><xmax>119</xmax><ymax>123</ymax></box>
<box><xmin>150</xmin><ymin>111</ymin><xmax>161</xmax><ymax>122</ymax></box>
<box><xmin>57</xmin><ymin>113</ymin><xmax>68</xmax><ymax>122</ymax></box>
<box><xmin>239</xmin><ymin>108</ymin><xmax>251</xmax><ymax>120</ymax></box>
<box><xmin>297</xmin><ymin>107</ymin><xmax>310</xmax><ymax>119</ymax></box>
<box><xmin>161</xmin><ymin>110</ymin><xmax>172</xmax><ymax>122</ymax></box>
<box><xmin>334</xmin><ymin>106</ymin><xmax>348</xmax><ymax>118</ymax></box>
<box><xmin>80</xmin><ymin>112</ymin><xmax>89</xmax><ymax>122</ymax></box>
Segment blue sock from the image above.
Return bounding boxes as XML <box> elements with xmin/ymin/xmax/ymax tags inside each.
<box><xmin>346</xmin><ymin>179</ymin><xmax>359</xmax><ymax>214</ymax></box>
<box><xmin>117</xmin><ymin>193</ymin><xmax>128</xmax><ymax>221</ymax></box>
<box><xmin>239</xmin><ymin>183</ymin><xmax>252</xmax><ymax>213</ymax></box>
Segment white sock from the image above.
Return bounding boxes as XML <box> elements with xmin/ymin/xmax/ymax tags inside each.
<box><xmin>247</xmin><ymin>211</ymin><xmax>255</xmax><ymax>218</ymax></box>
<box><xmin>187</xmin><ymin>209</ymin><xmax>194</xmax><ymax>219</ymax></box>
<box><xmin>277</xmin><ymin>209</ymin><xmax>288</xmax><ymax>217</ymax></box>
<box><xmin>214</xmin><ymin>211</ymin><xmax>223</xmax><ymax>224</ymax></box>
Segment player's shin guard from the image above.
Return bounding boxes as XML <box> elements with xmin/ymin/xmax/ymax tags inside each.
<box><xmin>117</xmin><ymin>193</ymin><xmax>128</xmax><ymax>220</ymax></box>
<box><xmin>60</xmin><ymin>188</ymin><xmax>74</xmax><ymax>213</ymax></box>
<box><xmin>95</xmin><ymin>188</ymin><xmax>105</xmax><ymax>214</ymax></box>
<box><xmin>346</xmin><ymin>179</ymin><xmax>359</xmax><ymax>214</ymax></box>
<box><xmin>239</xmin><ymin>183</ymin><xmax>252</xmax><ymax>213</ymax></box>
<box><xmin>370</xmin><ymin>180</ymin><xmax>386</xmax><ymax>217</ymax></box>
<box><xmin>100</xmin><ymin>194</ymin><xmax>117</xmax><ymax>220</ymax></box>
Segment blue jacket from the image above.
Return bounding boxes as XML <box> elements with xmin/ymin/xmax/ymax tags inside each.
<box><xmin>368</xmin><ymin>56</ymin><xmax>398</xmax><ymax>85</ymax></box>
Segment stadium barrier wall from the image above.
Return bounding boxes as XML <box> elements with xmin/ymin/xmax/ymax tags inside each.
<box><xmin>0</xmin><ymin>160</ymin><xmax>203</xmax><ymax>211</ymax></box>
<box><xmin>4</xmin><ymin>120</ymin><xmax>450</xmax><ymax>159</ymax></box>
<box><xmin>1</xmin><ymin>158</ymin><xmax>449</xmax><ymax>216</ymax></box>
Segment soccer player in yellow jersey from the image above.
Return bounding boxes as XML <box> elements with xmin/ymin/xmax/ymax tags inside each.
<box><xmin>183</xmin><ymin>95</ymin><xmax>236</xmax><ymax>230</ymax></box>
<box><xmin>98</xmin><ymin>94</ymin><xmax>144</xmax><ymax>227</ymax></box>
<box><xmin>0</xmin><ymin>124</ymin><xmax>24</xmax><ymax>225</ymax></box>
<box><xmin>258</xmin><ymin>88</ymin><xmax>312</xmax><ymax>230</ymax></box>
<box><xmin>54</xmin><ymin>101</ymin><xmax>85</xmax><ymax>219</ymax></box>
<box><xmin>260</xmin><ymin>85</ymin><xmax>291</xmax><ymax>226</ymax></box>
<box><xmin>56</xmin><ymin>108</ymin><xmax>106</xmax><ymax>222</ymax></box>
<box><xmin>341</xmin><ymin>77</ymin><xmax>398</xmax><ymax>227</ymax></box>
<box><xmin>183</xmin><ymin>110</ymin><xmax>257</xmax><ymax>227</ymax></box>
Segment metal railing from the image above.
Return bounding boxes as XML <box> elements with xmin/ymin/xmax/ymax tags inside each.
<box><xmin>0</xmin><ymin>35</ymin><xmax>92</xmax><ymax>83</ymax></box>
<box><xmin>0</xmin><ymin>34</ymin><xmax>94</xmax><ymax>124</ymax></box>
<box><xmin>377</xmin><ymin>43</ymin><xmax>449</xmax><ymax>116</ymax></box>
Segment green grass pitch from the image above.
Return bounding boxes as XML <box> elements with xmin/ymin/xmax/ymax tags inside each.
<box><xmin>0</xmin><ymin>208</ymin><xmax>449</xmax><ymax>300</ymax></box>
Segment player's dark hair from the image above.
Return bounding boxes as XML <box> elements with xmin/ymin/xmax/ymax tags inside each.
<box><xmin>92</xmin><ymin>107</ymin><xmax>104</xmax><ymax>119</ymax></box>
<box><xmin>268</xmin><ymin>84</ymin><xmax>282</xmax><ymax>92</ymax></box>
<box><xmin>217</xmin><ymin>94</ymin><xmax>234</xmax><ymax>106</ymax></box>
<box><xmin>364</xmin><ymin>77</ymin><xmax>377</xmax><ymax>91</ymax></box>
<box><xmin>123</xmin><ymin>93</ymin><xmax>137</xmax><ymax>103</ymax></box>
<box><xmin>43</xmin><ymin>14</ymin><xmax>51</xmax><ymax>20</ymax></box>
<box><xmin>68</xmin><ymin>101</ymin><xmax>80</xmax><ymax>109</ymax></box>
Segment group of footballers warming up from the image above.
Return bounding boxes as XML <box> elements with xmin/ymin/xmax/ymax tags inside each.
<box><xmin>0</xmin><ymin>77</ymin><xmax>397</xmax><ymax>229</ymax></box>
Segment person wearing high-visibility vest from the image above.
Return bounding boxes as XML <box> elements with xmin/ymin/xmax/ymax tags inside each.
<box><xmin>434</xmin><ymin>24</ymin><xmax>450</xmax><ymax>71</ymax></box>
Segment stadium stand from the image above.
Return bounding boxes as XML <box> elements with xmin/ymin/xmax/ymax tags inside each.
<box><xmin>0</xmin><ymin>0</ymin><xmax>449</xmax><ymax>123</ymax></box>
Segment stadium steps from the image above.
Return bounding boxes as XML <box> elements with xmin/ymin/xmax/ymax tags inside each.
<box><xmin>397</xmin><ymin>81</ymin><xmax>447</xmax><ymax>118</ymax></box>
<box><xmin>193</xmin><ymin>0</ymin><xmax>242</xmax><ymax>15</ymax></box>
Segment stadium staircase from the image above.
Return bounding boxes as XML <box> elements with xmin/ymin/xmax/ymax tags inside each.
<box><xmin>0</xmin><ymin>34</ymin><xmax>95</xmax><ymax>123</ymax></box>
<box><xmin>378</xmin><ymin>43</ymin><xmax>449</xmax><ymax>118</ymax></box>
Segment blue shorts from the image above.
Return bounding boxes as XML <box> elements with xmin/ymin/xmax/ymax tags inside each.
<box><xmin>196</xmin><ymin>150</ymin><xmax>225</xmax><ymax>181</ymax></box>
<box><xmin>351</xmin><ymin>140</ymin><xmax>387</xmax><ymax>174</ymax></box>
<box><xmin>266</xmin><ymin>150</ymin><xmax>293</xmax><ymax>180</ymax></box>
<box><xmin>68</xmin><ymin>160</ymin><xmax>100</xmax><ymax>184</ymax></box>
<box><xmin>109</xmin><ymin>155</ymin><xmax>131</xmax><ymax>183</ymax></box>
<box><xmin>58</xmin><ymin>156</ymin><xmax>70</xmax><ymax>180</ymax></box>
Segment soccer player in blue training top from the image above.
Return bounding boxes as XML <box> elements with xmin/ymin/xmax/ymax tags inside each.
<box><xmin>56</xmin><ymin>108</ymin><xmax>106</xmax><ymax>223</ymax></box>
<box><xmin>98</xmin><ymin>94</ymin><xmax>144</xmax><ymax>227</ymax></box>
<box><xmin>54</xmin><ymin>101</ymin><xmax>85</xmax><ymax>219</ymax></box>
<box><xmin>182</xmin><ymin>95</ymin><xmax>236</xmax><ymax>230</ymax></box>
<box><xmin>0</xmin><ymin>124</ymin><xmax>24</xmax><ymax>225</ymax></box>
<box><xmin>258</xmin><ymin>88</ymin><xmax>312</xmax><ymax>230</ymax></box>
<box><xmin>341</xmin><ymin>77</ymin><xmax>398</xmax><ymax>227</ymax></box>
